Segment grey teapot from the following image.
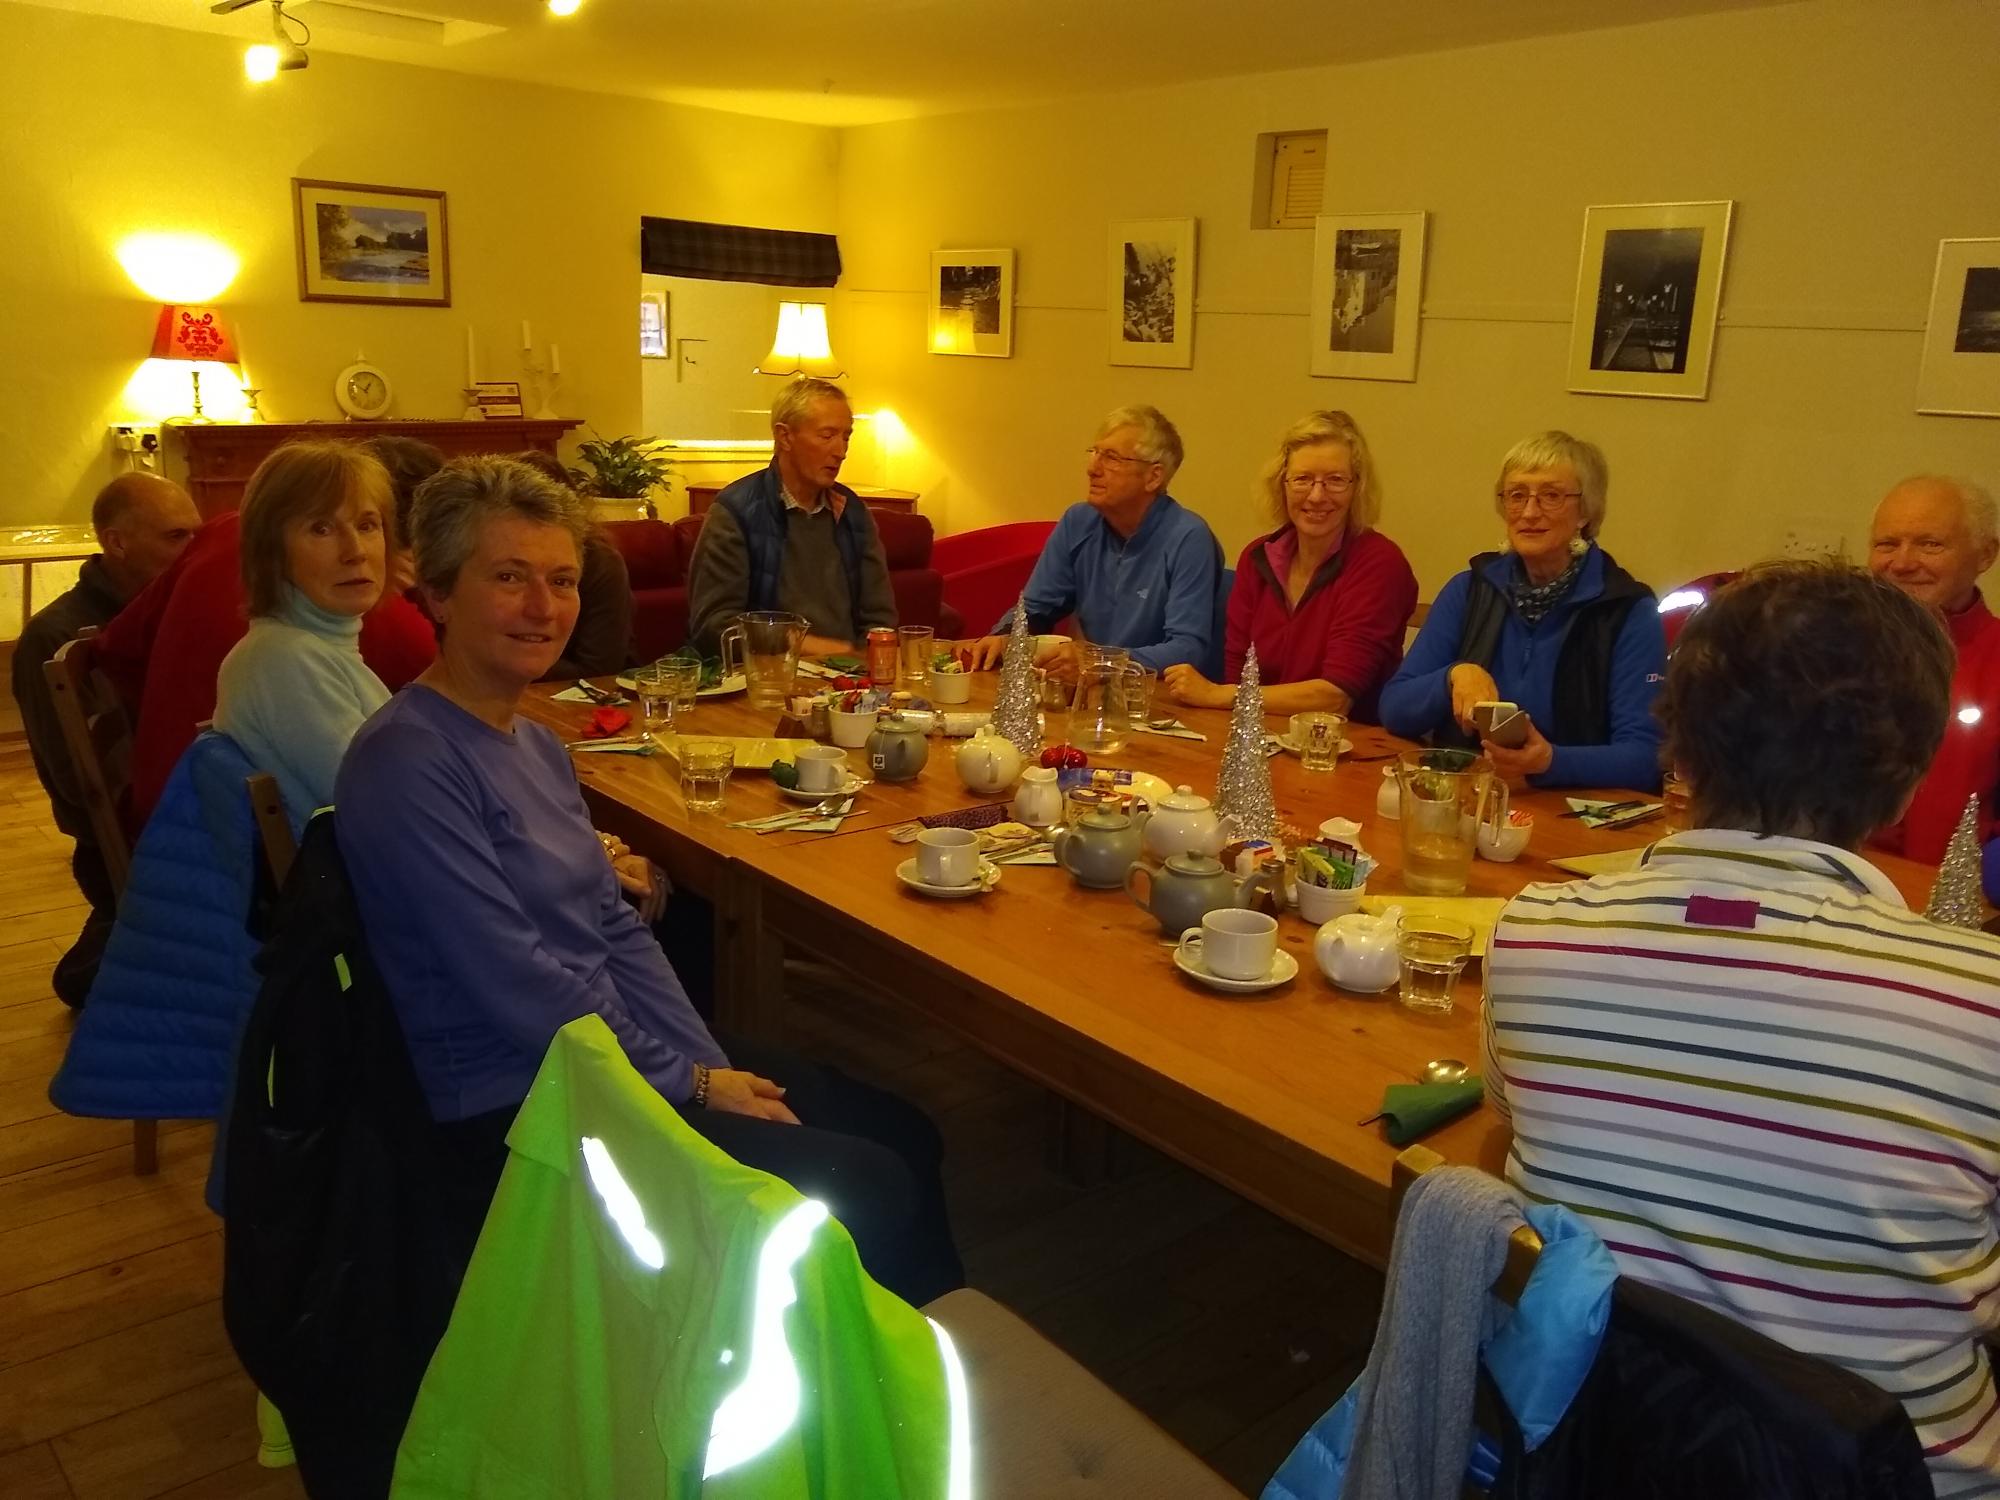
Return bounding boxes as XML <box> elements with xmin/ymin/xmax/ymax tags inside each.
<box><xmin>865</xmin><ymin>709</ymin><xmax>930</xmax><ymax>783</ymax></box>
<box><xmin>1050</xmin><ymin>805</ymin><xmax>1150</xmax><ymax>889</ymax></box>
<box><xmin>1125</xmin><ymin>853</ymin><xmax>1261</xmax><ymax>935</ymax></box>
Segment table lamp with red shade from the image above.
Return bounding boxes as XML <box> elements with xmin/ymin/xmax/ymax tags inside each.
<box><xmin>149</xmin><ymin>304</ymin><xmax>241</xmax><ymax>423</ymax></box>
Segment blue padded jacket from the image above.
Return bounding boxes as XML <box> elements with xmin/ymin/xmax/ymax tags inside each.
<box><xmin>48</xmin><ymin>732</ymin><xmax>262</xmax><ymax>1121</ymax></box>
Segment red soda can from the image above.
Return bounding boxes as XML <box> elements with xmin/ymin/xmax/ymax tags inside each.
<box><xmin>866</xmin><ymin>627</ymin><xmax>897</xmax><ymax>685</ymax></box>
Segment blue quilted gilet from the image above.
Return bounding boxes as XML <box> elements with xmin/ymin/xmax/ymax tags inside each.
<box><xmin>48</xmin><ymin>732</ymin><xmax>262</xmax><ymax>1122</ymax></box>
<box><xmin>714</xmin><ymin>461</ymin><xmax>868</xmax><ymax>627</ymax></box>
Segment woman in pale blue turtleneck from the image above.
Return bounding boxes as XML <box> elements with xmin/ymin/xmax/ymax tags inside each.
<box><xmin>216</xmin><ymin>441</ymin><xmax>395</xmax><ymax>828</ymax></box>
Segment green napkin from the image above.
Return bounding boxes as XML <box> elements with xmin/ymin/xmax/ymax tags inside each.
<box><xmin>1378</xmin><ymin>1077</ymin><xmax>1485</xmax><ymax>1145</ymax></box>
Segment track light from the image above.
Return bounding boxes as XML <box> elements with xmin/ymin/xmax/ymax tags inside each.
<box><xmin>238</xmin><ymin>0</ymin><xmax>308</xmax><ymax>83</ymax></box>
<box><xmin>548</xmin><ymin>0</ymin><xmax>585</xmax><ymax>14</ymax></box>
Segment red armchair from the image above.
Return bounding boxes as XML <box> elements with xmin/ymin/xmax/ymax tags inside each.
<box><xmin>932</xmin><ymin>521</ymin><xmax>1058</xmax><ymax>639</ymax></box>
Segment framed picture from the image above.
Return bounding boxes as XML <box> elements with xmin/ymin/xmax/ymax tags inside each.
<box><xmin>293</xmin><ymin>178</ymin><xmax>450</xmax><ymax>307</ymax></box>
<box><xmin>929</xmin><ymin>250</ymin><xmax>1015</xmax><ymax>357</ymax></box>
<box><xmin>1567</xmin><ymin>200</ymin><xmax>1733</xmax><ymax>400</ymax></box>
<box><xmin>1109</xmin><ymin>218</ymin><xmax>1196</xmax><ymax>368</ymax></box>
<box><xmin>1918</xmin><ymin>238</ymin><xmax>2000</xmax><ymax>418</ymax></box>
<box><xmin>1308</xmin><ymin>211</ymin><xmax>1428</xmax><ymax>382</ymax></box>
<box><xmin>640</xmin><ymin>291</ymin><xmax>670</xmax><ymax>359</ymax></box>
<box><xmin>472</xmin><ymin>380</ymin><xmax>523</xmax><ymax>419</ymax></box>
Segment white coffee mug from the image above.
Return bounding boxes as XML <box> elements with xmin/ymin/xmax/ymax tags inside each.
<box><xmin>916</xmin><ymin>827</ymin><xmax>982</xmax><ymax>887</ymax></box>
<box><xmin>1179</xmin><ymin>908</ymin><xmax>1279</xmax><ymax>981</ymax></box>
<box><xmin>795</xmin><ymin>745</ymin><xmax>848</xmax><ymax>792</ymax></box>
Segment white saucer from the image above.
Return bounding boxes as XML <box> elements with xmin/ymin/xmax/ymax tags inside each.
<box><xmin>780</xmin><ymin>774</ymin><xmax>865</xmax><ymax>801</ymax></box>
<box><xmin>1172</xmin><ymin>945</ymin><xmax>1299</xmax><ymax>994</ymax></box>
<box><xmin>895</xmin><ymin>858</ymin><xmax>1000</xmax><ymax>899</ymax></box>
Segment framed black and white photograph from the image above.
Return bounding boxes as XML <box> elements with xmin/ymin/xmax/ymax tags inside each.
<box><xmin>1918</xmin><ymin>238</ymin><xmax>2000</xmax><ymax>417</ymax></box>
<box><xmin>1308</xmin><ymin>211</ymin><xmax>1427</xmax><ymax>381</ymax></box>
<box><xmin>1108</xmin><ymin>217</ymin><xmax>1196</xmax><ymax>368</ymax></box>
<box><xmin>928</xmin><ymin>249</ymin><xmax>1014</xmax><ymax>358</ymax></box>
<box><xmin>1567</xmin><ymin>201</ymin><xmax>1733</xmax><ymax>400</ymax></box>
<box><xmin>639</xmin><ymin>291</ymin><xmax>669</xmax><ymax>359</ymax></box>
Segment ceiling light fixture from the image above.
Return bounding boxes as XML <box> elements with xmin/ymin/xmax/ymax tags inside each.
<box><xmin>215</xmin><ymin>0</ymin><xmax>310</xmax><ymax>81</ymax></box>
<box><xmin>548</xmin><ymin>0</ymin><xmax>584</xmax><ymax>15</ymax></box>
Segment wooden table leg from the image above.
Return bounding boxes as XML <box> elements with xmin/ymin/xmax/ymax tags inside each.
<box><xmin>714</xmin><ymin>860</ymin><xmax>786</xmax><ymax>1041</ymax></box>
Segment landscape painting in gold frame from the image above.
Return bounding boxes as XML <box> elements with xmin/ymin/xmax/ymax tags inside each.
<box><xmin>294</xmin><ymin>177</ymin><xmax>450</xmax><ymax>307</ymax></box>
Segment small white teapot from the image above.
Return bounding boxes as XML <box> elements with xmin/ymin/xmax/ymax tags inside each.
<box><xmin>955</xmin><ymin>725</ymin><xmax>1024</xmax><ymax>795</ymax></box>
<box><xmin>1143</xmin><ymin>783</ymin><xmax>1224</xmax><ymax>861</ymax></box>
<box><xmin>1010</xmin><ymin>764</ymin><xmax>1063</xmax><ymax>827</ymax></box>
<box><xmin>1314</xmin><ymin>909</ymin><xmax>1400</xmax><ymax>994</ymax></box>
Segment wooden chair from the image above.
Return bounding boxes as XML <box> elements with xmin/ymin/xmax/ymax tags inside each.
<box><xmin>1391</xmin><ymin>1144</ymin><xmax>1542</xmax><ymax>1305</ymax></box>
<box><xmin>245</xmin><ymin>773</ymin><xmax>297</xmax><ymax>891</ymax></box>
<box><xmin>43</xmin><ymin>628</ymin><xmax>156</xmax><ymax>1174</ymax></box>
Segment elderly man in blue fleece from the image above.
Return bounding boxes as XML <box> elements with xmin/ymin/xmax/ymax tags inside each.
<box><xmin>970</xmin><ymin>405</ymin><xmax>1223</xmax><ymax>682</ymax></box>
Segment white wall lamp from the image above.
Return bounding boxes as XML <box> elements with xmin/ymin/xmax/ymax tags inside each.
<box><xmin>213</xmin><ymin>0</ymin><xmax>309</xmax><ymax>83</ymax></box>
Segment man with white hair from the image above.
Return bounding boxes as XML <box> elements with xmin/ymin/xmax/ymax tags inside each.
<box><xmin>687</xmin><ymin>376</ymin><xmax>896</xmax><ymax>657</ymax></box>
<box><xmin>1866</xmin><ymin>473</ymin><xmax>2000</xmax><ymax>866</ymax></box>
<box><xmin>971</xmin><ymin>404</ymin><xmax>1221</xmax><ymax>681</ymax></box>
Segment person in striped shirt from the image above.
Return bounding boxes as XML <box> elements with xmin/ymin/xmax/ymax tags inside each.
<box><xmin>1484</xmin><ymin>559</ymin><xmax>2000</xmax><ymax>1497</ymax></box>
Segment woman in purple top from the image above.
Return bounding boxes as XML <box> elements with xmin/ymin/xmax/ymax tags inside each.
<box><xmin>336</xmin><ymin>456</ymin><xmax>960</xmax><ymax>1305</ymax></box>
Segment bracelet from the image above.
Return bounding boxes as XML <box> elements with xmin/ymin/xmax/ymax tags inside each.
<box><xmin>692</xmin><ymin>1063</ymin><xmax>711</xmax><ymax>1108</ymax></box>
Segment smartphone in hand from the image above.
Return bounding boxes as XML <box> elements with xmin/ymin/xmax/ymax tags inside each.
<box><xmin>1472</xmin><ymin>701</ymin><xmax>1531</xmax><ymax>749</ymax></box>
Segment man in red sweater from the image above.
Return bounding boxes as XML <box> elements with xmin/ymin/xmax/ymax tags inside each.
<box><xmin>96</xmin><ymin>507</ymin><xmax>436</xmax><ymax>830</ymax></box>
<box><xmin>1867</xmin><ymin>474</ymin><xmax>2000</xmax><ymax>863</ymax></box>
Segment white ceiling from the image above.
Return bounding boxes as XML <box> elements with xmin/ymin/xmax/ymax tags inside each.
<box><xmin>10</xmin><ymin>0</ymin><xmax>1805</xmax><ymax>125</ymax></box>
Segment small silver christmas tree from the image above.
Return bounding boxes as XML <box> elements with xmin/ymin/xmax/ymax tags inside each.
<box><xmin>989</xmin><ymin>597</ymin><xmax>1042</xmax><ymax>761</ymax></box>
<box><xmin>1215</xmin><ymin>645</ymin><xmax>1276</xmax><ymax>844</ymax></box>
<box><xmin>1925</xmin><ymin>794</ymin><xmax>1986</xmax><ymax>929</ymax></box>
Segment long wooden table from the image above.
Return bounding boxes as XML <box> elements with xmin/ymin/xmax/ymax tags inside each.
<box><xmin>522</xmin><ymin>675</ymin><xmax>1940</xmax><ymax>1268</ymax></box>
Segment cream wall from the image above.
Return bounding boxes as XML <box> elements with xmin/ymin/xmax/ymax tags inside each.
<box><xmin>834</xmin><ymin>0</ymin><xmax>2000</xmax><ymax>603</ymax></box>
<box><xmin>0</xmin><ymin>1</ymin><xmax>836</xmax><ymax>529</ymax></box>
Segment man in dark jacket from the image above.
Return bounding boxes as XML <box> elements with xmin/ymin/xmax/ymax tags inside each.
<box><xmin>685</xmin><ymin>377</ymin><xmax>896</xmax><ymax>656</ymax></box>
<box><xmin>11</xmin><ymin>472</ymin><xmax>201</xmax><ymax>1005</ymax></box>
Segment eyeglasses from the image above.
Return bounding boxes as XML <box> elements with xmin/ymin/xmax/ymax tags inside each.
<box><xmin>1085</xmin><ymin>446</ymin><xmax>1153</xmax><ymax>468</ymax></box>
<box><xmin>1286</xmin><ymin>473</ymin><xmax>1356</xmax><ymax>497</ymax></box>
<box><xmin>1499</xmin><ymin>486</ymin><xmax>1582</xmax><ymax>514</ymax></box>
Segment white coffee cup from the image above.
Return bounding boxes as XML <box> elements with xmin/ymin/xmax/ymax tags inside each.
<box><xmin>916</xmin><ymin>827</ymin><xmax>982</xmax><ymax>887</ymax></box>
<box><xmin>795</xmin><ymin>745</ymin><xmax>848</xmax><ymax>792</ymax></box>
<box><xmin>1179</xmin><ymin>908</ymin><xmax>1279</xmax><ymax>981</ymax></box>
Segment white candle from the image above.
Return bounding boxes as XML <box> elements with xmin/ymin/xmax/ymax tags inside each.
<box><xmin>520</xmin><ymin>320</ymin><xmax>532</xmax><ymax>351</ymax></box>
<box><xmin>465</xmin><ymin>326</ymin><xmax>476</xmax><ymax>386</ymax></box>
<box><xmin>550</xmin><ymin>342</ymin><xmax>561</xmax><ymax>377</ymax></box>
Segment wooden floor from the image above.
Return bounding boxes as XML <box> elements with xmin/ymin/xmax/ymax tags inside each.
<box><xmin>0</xmin><ymin>739</ymin><xmax>1383</xmax><ymax>1498</ymax></box>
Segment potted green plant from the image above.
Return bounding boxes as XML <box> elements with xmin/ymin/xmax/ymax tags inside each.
<box><xmin>568</xmin><ymin>433</ymin><xmax>674</xmax><ymax>518</ymax></box>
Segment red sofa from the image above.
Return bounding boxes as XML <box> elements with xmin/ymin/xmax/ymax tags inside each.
<box><xmin>931</xmin><ymin>521</ymin><xmax>1058</xmax><ymax>639</ymax></box>
<box><xmin>601</xmin><ymin>510</ymin><xmax>945</xmax><ymax>662</ymax></box>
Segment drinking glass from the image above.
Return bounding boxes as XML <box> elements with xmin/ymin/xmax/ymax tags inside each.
<box><xmin>1662</xmin><ymin>771</ymin><xmax>1691</xmax><ymax>834</ymax></box>
<box><xmin>1397</xmin><ymin>915</ymin><xmax>1475</xmax><ymax>1014</ymax></box>
<box><xmin>631</xmin><ymin>663</ymin><xmax>675</xmax><ymax>741</ymax></box>
<box><xmin>897</xmin><ymin>625</ymin><xmax>935</xmax><ymax>691</ymax></box>
<box><xmin>659</xmin><ymin>656</ymin><xmax>702</xmax><ymax>715</ymax></box>
<box><xmin>1290</xmin><ymin>711</ymin><xmax>1345</xmax><ymax>772</ymax></box>
<box><xmin>678</xmin><ymin>740</ymin><xmax>734</xmax><ymax>813</ymax></box>
<box><xmin>1122</xmin><ymin>664</ymin><xmax>1159</xmax><ymax>730</ymax></box>
<box><xmin>1037</xmin><ymin>670</ymin><xmax>1072</xmax><ymax>747</ymax></box>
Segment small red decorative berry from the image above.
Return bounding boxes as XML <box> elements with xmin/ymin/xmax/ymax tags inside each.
<box><xmin>1040</xmin><ymin>745</ymin><xmax>1088</xmax><ymax>769</ymax></box>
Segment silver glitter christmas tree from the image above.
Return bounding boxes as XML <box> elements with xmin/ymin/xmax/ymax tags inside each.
<box><xmin>1215</xmin><ymin>645</ymin><xmax>1276</xmax><ymax>844</ymax></box>
<box><xmin>1925</xmin><ymin>794</ymin><xmax>1985</xmax><ymax>929</ymax></box>
<box><xmin>989</xmin><ymin>597</ymin><xmax>1042</xmax><ymax>761</ymax></box>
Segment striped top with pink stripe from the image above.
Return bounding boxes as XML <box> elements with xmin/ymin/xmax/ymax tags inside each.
<box><xmin>1483</xmin><ymin>830</ymin><xmax>2000</xmax><ymax>1498</ymax></box>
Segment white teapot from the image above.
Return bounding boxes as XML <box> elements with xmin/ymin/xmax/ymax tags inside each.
<box><xmin>1010</xmin><ymin>764</ymin><xmax>1063</xmax><ymax>827</ymax></box>
<box><xmin>1314</xmin><ymin>909</ymin><xmax>1400</xmax><ymax>994</ymax></box>
<box><xmin>954</xmin><ymin>725</ymin><xmax>1024</xmax><ymax>795</ymax></box>
<box><xmin>1143</xmin><ymin>783</ymin><xmax>1224</xmax><ymax>861</ymax></box>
